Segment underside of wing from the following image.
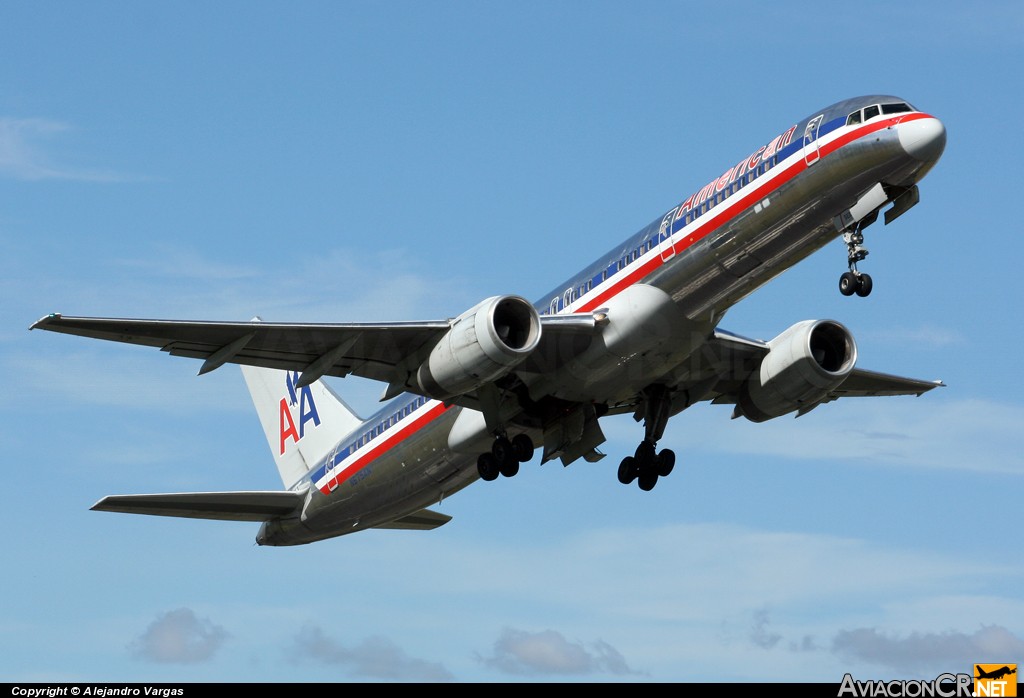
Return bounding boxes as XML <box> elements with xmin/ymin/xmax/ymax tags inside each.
<box><xmin>91</xmin><ymin>491</ymin><xmax>305</xmax><ymax>521</ymax></box>
<box><xmin>31</xmin><ymin>313</ymin><xmax>451</xmax><ymax>387</ymax></box>
<box><xmin>371</xmin><ymin>507</ymin><xmax>452</xmax><ymax>530</ymax></box>
<box><xmin>826</xmin><ymin>368</ymin><xmax>944</xmax><ymax>398</ymax></box>
<box><xmin>691</xmin><ymin>325</ymin><xmax>943</xmax><ymax>418</ymax></box>
<box><xmin>31</xmin><ymin>309</ymin><xmax>606</xmax><ymax>410</ymax></box>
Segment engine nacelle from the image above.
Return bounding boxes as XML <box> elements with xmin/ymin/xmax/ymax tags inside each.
<box><xmin>416</xmin><ymin>295</ymin><xmax>541</xmax><ymax>400</ymax></box>
<box><xmin>737</xmin><ymin>319</ymin><xmax>857</xmax><ymax>422</ymax></box>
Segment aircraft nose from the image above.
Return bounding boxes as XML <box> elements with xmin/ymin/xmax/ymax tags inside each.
<box><xmin>898</xmin><ymin>116</ymin><xmax>946</xmax><ymax>164</ymax></box>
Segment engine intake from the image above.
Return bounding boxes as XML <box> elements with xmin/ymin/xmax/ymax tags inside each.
<box><xmin>737</xmin><ymin>320</ymin><xmax>857</xmax><ymax>422</ymax></box>
<box><xmin>417</xmin><ymin>295</ymin><xmax>541</xmax><ymax>399</ymax></box>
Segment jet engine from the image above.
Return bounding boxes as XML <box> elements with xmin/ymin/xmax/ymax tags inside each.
<box><xmin>416</xmin><ymin>295</ymin><xmax>541</xmax><ymax>399</ymax></box>
<box><xmin>737</xmin><ymin>320</ymin><xmax>857</xmax><ymax>422</ymax></box>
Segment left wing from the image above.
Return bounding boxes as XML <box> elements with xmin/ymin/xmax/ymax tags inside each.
<box><xmin>31</xmin><ymin>313</ymin><xmax>449</xmax><ymax>387</ymax></box>
<box><xmin>30</xmin><ymin>312</ymin><xmax>602</xmax><ymax>405</ymax></box>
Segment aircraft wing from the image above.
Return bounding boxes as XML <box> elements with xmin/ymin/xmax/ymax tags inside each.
<box><xmin>703</xmin><ymin>328</ymin><xmax>944</xmax><ymax>410</ymax></box>
<box><xmin>92</xmin><ymin>491</ymin><xmax>304</xmax><ymax>521</ymax></box>
<box><xmin>30</xmin><ymin>312</ymin><xmax>601</xmax><ymax>399</ymax></box>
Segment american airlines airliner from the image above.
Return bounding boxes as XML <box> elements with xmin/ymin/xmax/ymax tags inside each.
<box><xmin>32</xmin><ymin>94</ymin><xmax>947</xmax><ymax>546</ymax></box>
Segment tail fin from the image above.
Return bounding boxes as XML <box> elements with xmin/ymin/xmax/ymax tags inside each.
<box><xmin>241</xmin><ymin>365</ymin><xmax>364</xmax><ymax>489</ymax></box>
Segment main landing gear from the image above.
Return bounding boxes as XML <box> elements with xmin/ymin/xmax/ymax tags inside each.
<box><xmin>618</xmin><ymin>385</ymin><xmax>677</xmax><ymax>492</ymax></box>
<box><xmin>477</xmin><ymin>433</ymin><xmax>534</xmax><ymax>481</ymax></box>
<box><xmin>839</xmin><ymin>225</ymin><xmax>873</xmax><ymax>297</ymax></box>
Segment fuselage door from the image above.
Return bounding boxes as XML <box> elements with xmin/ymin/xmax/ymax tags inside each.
<box><xmin>659</xmin><ymin>208</ymin><xmax>677</xmax><ymax>262</ymax></box>
<box><xmin>803</xmin><ymin>115</ymin><xmax>823</xmax><ymax>166</ymax></box>
<box><xmin>326</xmin><ymin>447</ymin><xmax>339</xmax><ymax>492</ymax></box>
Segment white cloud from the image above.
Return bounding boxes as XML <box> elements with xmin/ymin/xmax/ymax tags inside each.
<box><xmin>292</xmin><ymin>625</ymin><xmax>453</xmax><ymax>681</ymax></box>
<box><xmin>0</xmin><ymin>117</ymin><xmax>131</xmax><ymax>182</ymax></box>
<box><xmin>478</xmin><ymin>627</ymin><xmax>639</xmax><ymax>676</ymax></box>
<box><xmin>832</xmin><ymin>625</ymin><xmax>1024</xmax><ymax>675</ymax></box>
<box><xmin>750</xmin><ymin>609</ymin><xmax>783</xmax><ymax>649</ymax></box>
<box><xmin>129</xmin><ymin>608</ymin><xmax>228</xmax><ymax>664</ymax></box>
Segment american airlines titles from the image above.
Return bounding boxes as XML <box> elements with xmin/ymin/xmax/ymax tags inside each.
<box><xmin>666</xmin><ymin>124</ymin><xmax>797</xmax><ymax>228</ymax></box>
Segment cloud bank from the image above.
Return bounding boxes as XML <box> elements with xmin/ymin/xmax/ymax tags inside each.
<box><xmin>130</xmin><ymin>608</ymin><xmax>228</xmax><ymax>663</ymax></box>
<box><xmin>292</xmin><ymin>625</ymin><xmax>453</xmax><ymax>682</ymax></box>
<box><xmin>479</xmin><ymin>627</ymin><xmax>639</xmax><ymax>676</ymax></box>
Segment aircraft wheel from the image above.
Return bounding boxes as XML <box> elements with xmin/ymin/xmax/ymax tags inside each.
<box><xmin>492</xmin><ymin>436</ymin><xmax>514</xmax><ymax>464</ymax></box>
<box><xmin>855</xmin><ymin>273</ymin><xmax>873</xmax><ymax>297</ymax></box>
<box><xmin>635</xmin><ymin>441</ymin><xmax>656</xmax><ymax>468</ymax></box>
<box><xmin>617</xmin><ymin>456</ymin><xmax>637</xmax><ymax>485</ymax></box>
<box><xmin>477</xmin><ymin>453</ymin><xmax>500</xmax><ymax>482</ymax></box>
<box><xmin>839</xmin><ymin>272</ymin><xmax>857</xmax><ymax>296</ymax></box>
<box><xmin>511</xmin><ymin>433</ymin><xmax>534</xmax><ymax>462</ymax></box>
<box><xmin>638</xmin><ymin>470</ymin><xmax>658</xmax><ymax>491</ymax></box>
<box><xmin>657</xmin><ymin>449</ymin><xmax>676</xmax><ymax>477</ymax></box>
<box><xmin>499</xmin><ymin>457</ymin><xmax>520</xmax><ymax>478</ymax></box>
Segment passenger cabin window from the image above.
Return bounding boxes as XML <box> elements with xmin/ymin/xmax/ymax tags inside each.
<box><xmin>847</xmin><ymin>110</ymin><xmax>863</xmax><ymax>126</ymax></box>
<box><xmin>863</xmin><ymin>105</ymin><xmax>880</xmax><ymax>120</ymax></box>
<box><xmin>881</xmin><ymin>102</ymin><xmax>911</xmax><ymax>115</ymax></box>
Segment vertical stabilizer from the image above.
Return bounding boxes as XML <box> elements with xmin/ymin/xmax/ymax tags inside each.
<box><xmin>241</xmin><ymin>365</ymin><xmax>364</xmax><ymax>489</ymax></box>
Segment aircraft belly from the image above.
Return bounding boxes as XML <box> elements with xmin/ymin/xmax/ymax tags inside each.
<box><xmin>537</xmin><ymin>283</ymin><xmax>714</xmax><ymax>403</ymax></box>
<box><xmin>299</xmin><ymin>409</ymin><xmax>469</xmax><ymax>539</ymax></box>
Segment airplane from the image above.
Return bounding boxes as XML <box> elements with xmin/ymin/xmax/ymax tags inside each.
<box><xmin>976</xmin><ymin>666</ymin><xmax>1017</xmax><ymax>681</ymax></box>
<box><xmin>31</xmin><ymin>94</ymin><xmax>947</xmax><ymax>546</ymax></box>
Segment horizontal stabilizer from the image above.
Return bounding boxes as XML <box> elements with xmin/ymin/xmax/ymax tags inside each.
<box><xmin>372</xmin><ymin>508</ymin><xmax>452</xmax><ymax>530</ymax></box>
<box><xmin>92</xmin><ymin>491</ymin><xmax>304</xmax><ymax>522</ymax></box>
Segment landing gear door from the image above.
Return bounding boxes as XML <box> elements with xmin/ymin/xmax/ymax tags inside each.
<box><xmin>659</xmin><ymin>208</ymin><xmax>677</xmax><ymax>262</ymax></box>
<box><xmin>803</xmin><ymin>114</ymin><xmax>823</xmax><ymax>166</ymax></box>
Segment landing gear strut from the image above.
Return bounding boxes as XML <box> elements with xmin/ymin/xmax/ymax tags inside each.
<box><xmin>839</xmin><ymin>225</ymin><xmax>873</xmax><ymax>297</ymax></box>
<box><xmin>477</xmin><ymin>433</ymin><xmax>534</xmax><ymax>481</ymax></box>
<box><xmin>618</xmin><ymin>385</ymin><xmax>677</xmax><ymax>491</ymax></box>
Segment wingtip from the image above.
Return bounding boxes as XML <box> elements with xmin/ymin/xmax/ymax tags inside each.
<box><xmin>29</xmin><ymin>312</ymin><xmax>62</xmax><ymax>331</ymax></box>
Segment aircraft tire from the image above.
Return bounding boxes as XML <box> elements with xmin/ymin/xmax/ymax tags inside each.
<box><xmin>638</xmin><ymin>470</ymin><xmax>658</xmax><ymax>491</ymax></box>
<box><xmin>839</xmin><ymin>272</ymin><xmax>858</xmax><ymax>296</ymax></box>
<box><xmin>477</xmin><ymin>453</ymin><xmax>500</xmax><ymax>482</ymax></box>
<box><xmin>617</xmin><ymin>456</ymin><xmax>638</xmax><ymax>485</ymax></box>
<box><xmin>635</xmin><ymin>440</ymin><xmax>656</xmax><ymax>465</ymax></box>
<box><xmin>657</xmin><ymin>449</ymin><xmax>676</xmax><ymax>477</ymax></box>
<box><xmin>855</xmin><ymin>273</ymin><xmax>873</xmax><ymax>297</ymax></box>
<box><xmin>511</xmin><ymin>433</ymin><xmax>535</xmax><ymax>462</ymax></box>
<box><xmin>492</xmin><ymin>436</ymin><xmax>514</xmax><ymax>464</ymax></box>
<box><xmin>499</xmin><ymin>457</ymin><xmax>520</xmax><ymax>478</ymax></box>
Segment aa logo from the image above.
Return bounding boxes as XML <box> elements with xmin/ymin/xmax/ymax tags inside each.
<box><xmin>975</xmin><ymin>664</ymin><xmax>1017</xmax><ymax>697</ymax></box>
<box><xmin>278</xmin><ymin>371</ymin><xmax>321</xmax><ymax>455</ymax></box>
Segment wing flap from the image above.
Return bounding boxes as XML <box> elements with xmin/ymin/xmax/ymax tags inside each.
<box><xmin>91</xmin><ymin>491</ymin><xmax>304</xmax><ymax>522</ymax></box>
<box><xmin>372</xmin><ymin>507</ymin><xmax>452</xmax><ymax>530</ymax></box>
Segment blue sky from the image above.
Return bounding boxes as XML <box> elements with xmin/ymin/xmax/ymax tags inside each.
<box><xmin>2</xmin><ymin>0</ymin><xmax>1022</xmax><ymax>683</ymax></box>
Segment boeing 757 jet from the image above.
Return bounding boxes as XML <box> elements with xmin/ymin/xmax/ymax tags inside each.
<box><xmin>32</xmin><ymin>95</ymin><xmax>946</xmax><ymax>545</ymax></box>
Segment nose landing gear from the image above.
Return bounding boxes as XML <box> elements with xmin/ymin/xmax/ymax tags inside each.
<box><xmin>839</xmin><ymin>226</ymin><xmax>873</xmax><ymax>297</ymax></box>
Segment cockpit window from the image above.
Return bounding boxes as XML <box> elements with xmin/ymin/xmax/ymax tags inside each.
<box><xmin>863</xmin><ymin>105</ymin><xmax>880</xmax><ymax>120</ymax></box>
<box><xmin>846</xmin><ymin>110</ymin><xmax>863</xmax><ymax>126</ymax></box>
<box><xmin>881</xmin><ymin>102</ymin><xmax>912</xmax><ymax>114</ymax></box>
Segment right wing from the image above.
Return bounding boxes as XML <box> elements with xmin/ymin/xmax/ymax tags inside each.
<box><xmin>701</xmin><ymin>328</ymin><xmax>944</xmax><ymax>413</ymax></box>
